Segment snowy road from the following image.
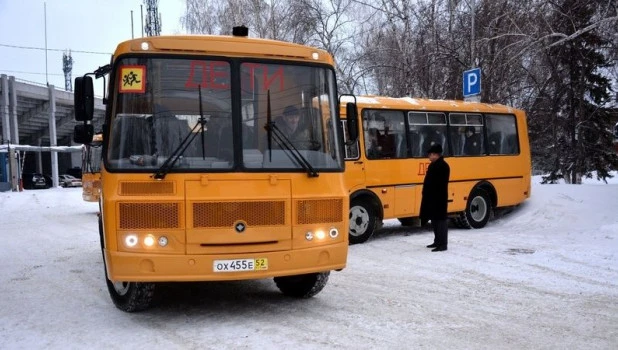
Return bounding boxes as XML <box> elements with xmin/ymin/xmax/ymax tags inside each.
<box><xmin>0</xmin><ymin>182</ymin><xmax>617</xmax><ymax>349</ymax></box>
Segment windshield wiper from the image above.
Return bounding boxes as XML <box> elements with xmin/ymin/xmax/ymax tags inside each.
<box><xmin>266</xmin><ymin>91</ymin><xmax>273</xmax><ymax>161</ymax></box>
<box><xmin>153</xmin><ymin>86</ymin><xmax>207</xmax><ymax>180</ymax></box>
<box><xmin>263</xmin><ymin>91</ymin><xmax>318</xmax><ymax>178</ymax></box>
<box><xmin>198</xmin><ymin>87</ymin><xmax>207</xmax><ymax>160</ymax></box>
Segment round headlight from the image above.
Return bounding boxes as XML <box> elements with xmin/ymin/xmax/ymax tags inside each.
<box><xmin>329</xmin><ymin>227</ymin><xmax>339</xmax><ymax>238</ymax></box>
<box><xmin>158</xmin><ymin>236</ymin><xmax>168</xmax><ymax>247</ymax></box>
<box><xmin>305</xmin><ymin>231</ymin><xmax>314</xmax><ymax>241</ymax></box>
<box><xmin>125</xmin><ymin>234</ymin><xmax>138</xmax><ymax>247</ymax></box>
<box><xmin>143</xmin><ymin>235</ymin><xmax>155</xmax><ymax>247</ymax></box>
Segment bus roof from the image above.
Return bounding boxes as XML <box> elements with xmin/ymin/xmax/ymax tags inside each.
<box><xmin>341</xmin><ymin>95</ymin><xmax>521</xmax><ymax>114</ymax></box>
<box><xmin>113</xmin><ymin>35</ymin><xmax>335</xmax><ymax>65</ymax></box>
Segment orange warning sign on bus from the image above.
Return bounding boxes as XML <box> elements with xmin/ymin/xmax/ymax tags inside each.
<box><xmin>119</xmin><ymin>65</ymin><xmax>146</xmax><ymax>93</ymax></box>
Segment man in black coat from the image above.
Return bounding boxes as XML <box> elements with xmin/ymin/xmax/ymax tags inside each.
<box><xmin>420</xmin><ymin>144</ymin><xmax>450</xmax><ymax>252</ymax></box>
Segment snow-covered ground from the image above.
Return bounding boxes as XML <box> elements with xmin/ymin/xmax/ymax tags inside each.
<box><xmin>0</xmin><ymin>175</ymin><xmax>617</xmax><ymax>349</ymax></box>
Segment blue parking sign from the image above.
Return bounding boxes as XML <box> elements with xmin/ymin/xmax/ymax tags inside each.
<box><xmin>463</xmin><ymin>68</ymin><xmax>481</xmax><ymax>97</ymax></box>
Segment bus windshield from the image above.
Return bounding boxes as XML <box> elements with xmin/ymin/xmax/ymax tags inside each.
<box><xmin>107</xmin><ymin>57</ymin><xmax>342</xmax><ymax>172</ymax></box>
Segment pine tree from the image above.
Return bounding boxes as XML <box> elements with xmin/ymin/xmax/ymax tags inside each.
<box><xmin>537</xmin><ymin>0</ymin><xmax>617</xmax><ymax>184</ymax></box>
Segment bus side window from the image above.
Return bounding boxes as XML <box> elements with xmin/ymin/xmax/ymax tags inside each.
<box><xmin>463</xmin><ymin>126</ymin><xmax>483</xmax><ymax>155</ymax></box>
<box><xmin>504</xmin><ymin>134</ymin><xmax>519</xmax><ymax>154</ymax></box>
<box><xmin>380</xmin><ymin>132</ymin><xmax>396</xmax><ymax>158</ymax></box>
<box><xmin>488</xmin><ymin>132</ymin><xmax>503</xmax><ymax>154</ymax></box>
<box><xmin>486</xmin><ymin>114</ymin><xmax>518</xmax><ymax>155</ymax></box>
<box><xmin>409</xmin><ymin>130</ymin><xmax>421</xmax><ymax>157</ymax></box>
<box><xmin>421</xmin><ymin>126</ymin><xmax>445</xmax><ymax>155</ymax></box>
<box><xmin>396</xmin><ymin>132</ymin><xmax>407</xmax><ymax>158</ymax></box>
<box><xmin>449</xmin><ymin>127</ymin><xmax>465</xmax><ymax>156</ymax></box>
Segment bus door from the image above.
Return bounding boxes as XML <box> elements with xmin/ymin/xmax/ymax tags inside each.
<box><xmin>362</xmin><ymin>109</ymin><xmax>417</xmax><ymax>218</ymax></box>
<box><xmin>342</xmin><ymin>118</ymin><xmax>366</xmax><ymax>192</ymax></box>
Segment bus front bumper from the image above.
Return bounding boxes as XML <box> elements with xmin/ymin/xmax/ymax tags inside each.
<box><xmin>104</xmin><ymin>242</ymin><xmax>348</xmax><ymax>282</ymax></box>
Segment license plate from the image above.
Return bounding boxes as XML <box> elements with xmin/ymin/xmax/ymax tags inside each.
<box><xmin>213</xmin><ymin>258</ymin><xmax>268</xmax><ymax>272</ymax></box>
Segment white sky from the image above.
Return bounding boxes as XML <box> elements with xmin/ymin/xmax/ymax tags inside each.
<box><xmin>0</xmin><ymin>175</ymin><xmax>617</xmax><ymax>348</ymax></box>
<box><xmin>0</xmin><ymin>0</ymin><xmax>185</xmax><ymax>93</ymax></box>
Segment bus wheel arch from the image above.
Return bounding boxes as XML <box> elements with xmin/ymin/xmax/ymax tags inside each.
<box><xmin>348</xmin><ymin>191</ymin><xmax>382</xmax><ymax>244</ymax></box>
<box><xmin>99</xmin><ymin>217</ymin><xmax>156</xmax><ymax>312</ymax></box>
<box><xmin>456</xmin><ymin>182</ymin><xmax>495</xmax><ymax>229</ymax></box>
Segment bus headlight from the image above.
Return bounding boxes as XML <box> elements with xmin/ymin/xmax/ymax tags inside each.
<box><xmin>315</xmin><ymin>230</ymin><xmax>326</xmax><ymax>240</ymax></box>
<box><xmin>143</xmin><ymin>235</ymin><xmax>155</xmax><ymax>247</ymax></box>
<box><xmin>305</xmin><ymin>231</ymin><xmax>314</xmax><ymax>241</ymax></box>
<box><xmin>125</xmin><ymin>234</ymin><xmax>138</xmax><ymax>248</ymax></box>
<box><xmin>329</xmin><ymin>227</ymin><xmax>339</xmax><ymax>238</ymax></box>
<box><xmin>158</xmin><ymin>236</ymin><xmax>168</xmax><ymax>247</ymax></box>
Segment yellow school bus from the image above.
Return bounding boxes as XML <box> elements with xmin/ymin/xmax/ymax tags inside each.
<box><xmin>72</xmin><ymin>27</ymin><xmax>357</xmax><ymax>311</ymax></box>
<box><xmin>340</xmin><ymin>95</ymin><xmax>531</xmax><ymax>244</ymax></box>
<box><xmin>81</xmin><ymin>133</ymin><xmax>103</xmax><ymax>202</ymax></box>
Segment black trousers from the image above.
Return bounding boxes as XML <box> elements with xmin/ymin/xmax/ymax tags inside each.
<box><xmin>432</xmin><ymin>219</ymin><xmax>448</xmax><ymax>247</ymax></box>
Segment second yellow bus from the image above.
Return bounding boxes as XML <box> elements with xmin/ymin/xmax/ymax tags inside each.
<box><xmin>340</xmin><ymin>96</ymin><xmax>531</xmax><ymax>244</ymax></box>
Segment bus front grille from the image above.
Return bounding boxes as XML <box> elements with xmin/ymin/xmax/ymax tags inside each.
<box><xmin>296</xmin><ymin>199</ymin><xmax>343</xmax><ymax>224</ymax></box>
<box><xmin>119</xmin><ymin>181</ymin><xmax>175</xmax><ymax>195</ymax></box>
<box><xmin>119</xmin><ymin>202</ymin><xmax>180</xmax><ymax>229</ymax></box>
<box><xmin>193</xmin><ymin>201</ymin><xmax>285</xmax><ymax>228</ymax></box>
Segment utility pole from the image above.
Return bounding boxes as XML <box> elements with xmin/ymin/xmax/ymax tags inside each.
<box><xmin>44</xmin><ymin>2</ymin><xmax>49</xmax><ymax>85</ymax></box>
<box><xmin>471</xmin><ymin>0</ymin><xmax>475</xmax><ymax>67</ymax></box>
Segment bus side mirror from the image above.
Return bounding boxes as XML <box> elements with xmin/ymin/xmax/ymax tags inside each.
<box><xmin>73</xmin><ymin>124</ymin><xmax>94</xmax><ymax>144</ymax></box>
<box><xmin>75</xmin><ymin>76</ymin><xmax>94</xmax><ymax>121</ymax></box>
<box><xmin>345</xmin><ymin>102</ymin><xmax>359</xmax><ymax>143</ymax></box>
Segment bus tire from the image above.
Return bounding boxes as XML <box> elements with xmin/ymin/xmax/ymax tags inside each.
<box><xmin>349</xmin><ymin>199</ymin><xmax>377</xmax><ymax>244</ymax></box>
<box><xmin>274</xmin><ymin>271</ymin><xmax>330</xmax><ymax>298</ymax></box>
<box><xmin>459</xmin><ymin>188</ymin><xmax>492</xmax><ymax>229</ymax></box>
<box><xmin>106</xmin><ymin>280</ymin><xmax>156</xmax><ymax>312</ymax></box>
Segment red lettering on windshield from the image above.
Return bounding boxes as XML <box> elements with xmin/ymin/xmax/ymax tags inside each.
<box><xmin>264</xmin><ymin>66</ymin><xmax>284</xmax><ymax>91</ymax></box>
<box><xmin>185</xmin><ymin>61</ymin><xmax>230</xmax><ymax>89</ymax></box>
<box><xmin>242</xmin><ymin>63</ymin><xmax>284</xmax><ymax>92</ymax></box>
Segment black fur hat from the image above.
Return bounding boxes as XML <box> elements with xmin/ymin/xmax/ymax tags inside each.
<box><xmin>427</xmin><ymin>144</ymin><xmax>443</xmax><ymax>155</ymax></box>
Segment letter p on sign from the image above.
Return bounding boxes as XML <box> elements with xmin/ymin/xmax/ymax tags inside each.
<box><xmin>463</xmin><ymin>68</ymin><xmax>481</xmax><ymax>97</ymax></box>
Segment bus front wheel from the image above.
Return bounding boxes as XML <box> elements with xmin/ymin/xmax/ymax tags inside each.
<box><xmin>349</xmin><ymin>199</ymin><xmax>377</xmax><ymax>244</ymax></box>
<box><xmin>274</xmin><ymin>271</ymin><xmax>330</xmax><ymax>298</ymax></box>
<box><xmin>456</xmin><ymin>188</ymin><xmax>492</xmax><ymax>229</ymax></box>
<box><xmin>106</xmin><ymin>279</ymin><xmax>156</xmax><ymax>312</ymax></box>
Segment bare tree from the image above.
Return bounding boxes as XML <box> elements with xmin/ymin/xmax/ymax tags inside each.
<box><xmin>177</xmin><ymin>0</ymin><xmax>618</xmax><ymax>178</ymax></box>
<box><xmin>180</xmin><ymin>0</ymin><xmax>219</xmax><ymax>34</ymax></box>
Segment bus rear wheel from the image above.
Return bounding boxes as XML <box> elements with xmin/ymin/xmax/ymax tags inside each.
<box><xmin>274</xmin><ymin>272</ymin><xmax>330</xmax><ymax>298</ymax></box>
<box><xmin>106</xmin><ymin>279</ymin><xmax>156</xmax><ymax>312</ymax></box>
<box><xmin>349</xmin><ymin>199</ymin><xmax>377</xmax><ymax>244</ymax></box>
<box><xmin>457</xmin><ymin>188</ymin><xmax>492</xmax><ymax>229</ymax></box>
